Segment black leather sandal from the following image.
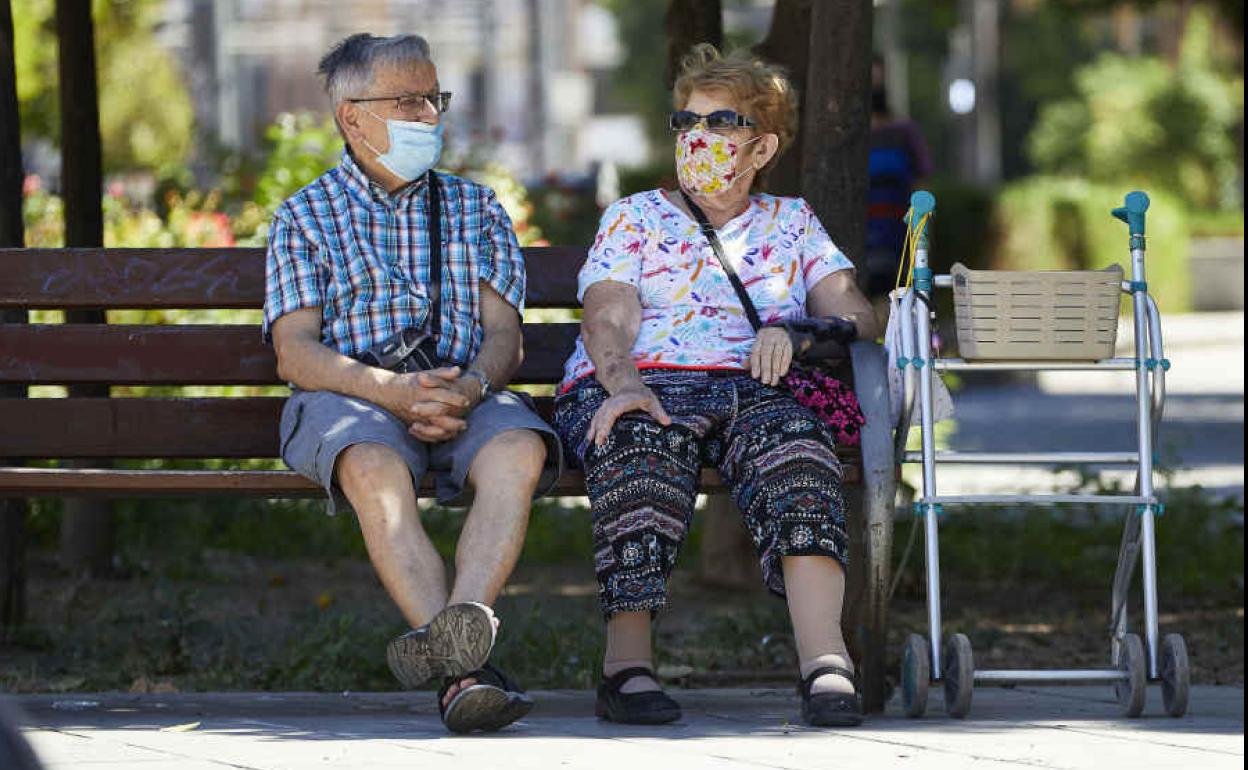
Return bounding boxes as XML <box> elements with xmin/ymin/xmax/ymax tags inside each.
<box><xmin>438</xmin><ymin>663</ymin><xmax>534</xmax><ymax>734</ymax></box>
<box><xmin>799</xmin><ymin>665</ymin><xmax>864</xmax><ymax>727</ymax></box>
<box><xmin>596</xmin><ymin>667</ymin><xmax>682</xmax><ymax>725</ymax></box>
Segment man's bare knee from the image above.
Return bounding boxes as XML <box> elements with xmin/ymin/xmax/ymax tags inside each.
<box><xmin>471</xmin><ymin>430</ymin><xmax>546</xmax><ymax>484</ymax></box>
<box><xmin>335</xmin><ymin>442</ymin><xmax>409</xmax><ymax>494</ymax></box>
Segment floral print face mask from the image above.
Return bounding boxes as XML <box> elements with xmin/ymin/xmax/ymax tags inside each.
<box><xmin>675</xmin><ymin>127</ymin><xmax>761</xmax><ymax>195</ymax></box>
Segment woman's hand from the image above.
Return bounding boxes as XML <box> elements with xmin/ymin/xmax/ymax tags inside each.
<box><xmin>750</xmin><ymin>326</ymin><xmax>794</xmax><ymax>386</ymax></box>
<box><xmin>588</xmin><ymin>383</ymin><xmax>672</xmax><ymax>446</ymax></box>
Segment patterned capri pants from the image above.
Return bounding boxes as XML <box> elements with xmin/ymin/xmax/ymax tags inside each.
<box><xmin>552</xmin><ymin>370</ymin><xmax>848</xmax><ymax>618</ymax></box>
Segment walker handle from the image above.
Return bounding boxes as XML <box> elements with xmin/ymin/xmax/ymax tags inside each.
<box><xmin>1112</xmin><ymin>191</ymin><xmax>1149</xmax><ymax>236</ymax></box>
<box><xmin>906</xmin><ymin>190</ymin><xmax>936</xmax><ymax>224</ymax></box>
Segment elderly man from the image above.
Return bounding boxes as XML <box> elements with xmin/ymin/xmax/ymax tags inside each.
<box><xmin>263</xmin><ymin>33</ymin><xmax>561</xmax><ymax>734</ymax></box>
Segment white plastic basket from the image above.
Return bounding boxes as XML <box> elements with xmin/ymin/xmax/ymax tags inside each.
<box><xmin>950</xmin><ymin>263</ymin><xmax>1124</xmax><ymax>361</ymax></box>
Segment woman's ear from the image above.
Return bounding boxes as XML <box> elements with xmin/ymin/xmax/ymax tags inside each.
<box><xmin>753</xmin><ymin>133</ymin><xmax>780</xmax><ymax>170</ymax></box>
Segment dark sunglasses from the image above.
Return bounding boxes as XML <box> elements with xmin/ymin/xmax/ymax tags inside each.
<box><xmin>668</xmin><ymin>109</ymin><xmax>757</xmax><ymax>132</ymax></box>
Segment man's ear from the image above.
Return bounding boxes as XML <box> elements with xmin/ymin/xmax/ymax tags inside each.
<box><xmin>336</xmin><ymin>101</ymin><xmax>364</xmax><ymax>144</ymax></box>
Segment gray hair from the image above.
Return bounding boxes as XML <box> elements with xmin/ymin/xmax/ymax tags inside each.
<box><xmin>317</xmin><ymin>33</ymin><xmax>433</xmax><ymax>106</ymax></box>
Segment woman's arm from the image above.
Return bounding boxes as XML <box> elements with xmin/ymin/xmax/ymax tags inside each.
<box><xmin>582</xmin><ymin>280</ymin><xmax>646</xmax><ymax>395</ymax></box>
<box><xmin>580</xmin><ymin>280</ymin><xmax>671</xmax><ymax>444</ymax></box>
<box><xmin>806</xmin><ymin>270</ymin><xmax>883</xmax><ymax>341</ymax></box>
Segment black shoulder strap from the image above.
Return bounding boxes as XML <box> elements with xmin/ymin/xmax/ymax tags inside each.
<box><xmin>426</xmin><ymin>170</ymin><xmax>442</xmax><ymax>342</ymax></box>
<box><xmin>679</xmin><ymin>189</ymin><xmax>763</xmax><ymax>332</ymax></box>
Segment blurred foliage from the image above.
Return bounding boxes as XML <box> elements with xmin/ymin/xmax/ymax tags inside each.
<box><xmin>993</xmin><ymin>177</ymin><xmax>1191</xmax><ymax>311</ymax></box>
<box><xmin>600</xmin><ymin>0</ymin><xmax>670</xmax><ymax>158</ymax></box>
<box><xmin>527</xmin><ymin>181</ymin><xmax>602</xmax><ymax>247</ymax></box>
<box><xmin>23</xmin><ymin>176</ymin><xmax>237</xmax><ymax>248</ymax></box>
<box><xmin>15</xmin><ymin>0</ymin><xmax>194</xmax><ymax>173</ymax></box>
<box><xmin>22</xmin><ymin>111</ymin><xmax>548</xmax><ymax>250</ymax></box>
<box><xmin>1027</xmin><ymin>10</ymin><xmax>1243</xmax><ymax>211</ymax></box>
<box><xmin>248</xmin><ymin>114</ymin><xmax>345</xmax><ymax>225</ymax></box>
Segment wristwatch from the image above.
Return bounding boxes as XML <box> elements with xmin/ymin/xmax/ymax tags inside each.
<box><xmin>462</xmin><ymin>369</ymin><xmax>492</xmax><ymax>401</ymax></box>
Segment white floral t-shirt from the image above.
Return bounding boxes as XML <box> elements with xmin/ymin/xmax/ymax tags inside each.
<box><xmin>560</xmin><ymin>189</ymin><xmax>854</xmax><ymax>390</ymax></box>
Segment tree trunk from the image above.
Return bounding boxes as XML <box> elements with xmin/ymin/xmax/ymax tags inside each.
<box><xmin>753</xmin><ymin>0</ymin><xmax>812</xmax><ymax>197</ymax></box>
<box><xmin>0</xmin><ymin>0</ymin><xmax>29</xmax><ymax>636</ymax></box>
<box><xmin>798</xmin><ymin>0</ymin><xmax>877</xmax><ymax>702</ymax></box>
<box><xmin>56</xmin><ymin>0</ymin><xmax>114</xmax><ymax>576</ymax></box>
<box><xmin>799</xmin><ymin>0</ymin><xmax>873</xmax><ymax>267</ymax></box>
<box><xmin>665</xmin><ymin>0</ymin><xmax>722</xmax><ymax>88</ymax></box>
<box><xmin>697</xmin><ymin>496</ymin><xmax>761</xmax><ymax>590</ymax></box>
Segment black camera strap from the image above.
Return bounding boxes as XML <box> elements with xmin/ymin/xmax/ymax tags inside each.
<box><xmin>426</xmin><ymin>170</ymin><xmax>443</xmax><ymax>344</ymax></box>
<box><xmin>679</xmin><ymin>189</ymin><xmax>763</xmax><ymax>332</ymax></box>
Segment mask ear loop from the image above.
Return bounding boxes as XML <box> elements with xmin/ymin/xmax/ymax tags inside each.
<box><xmin>354</xmin><ymin>105</ymin><xmax>388</xmax><ymax>160</ymax></box>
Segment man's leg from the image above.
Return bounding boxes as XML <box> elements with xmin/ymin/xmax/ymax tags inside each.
<box><xmin>438</xmin><ymin>429</ymin><xmax>545</xmax><ymax>707</ymax></box>
<box><xmin>336</xmin><ymin>442</ymin><xmax>448</xmax><ymax>628</ymax></box>
<box><xmin>448</xmin><ymin>428</ymin><xmax>546</xmax><ymax>606</ymax></box>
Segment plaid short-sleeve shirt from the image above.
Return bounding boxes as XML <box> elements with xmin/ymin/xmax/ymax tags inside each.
<box><xmin>262</xmin><ymin>152</ymin><xmax>526</xmax><ymax>365</ymax></box>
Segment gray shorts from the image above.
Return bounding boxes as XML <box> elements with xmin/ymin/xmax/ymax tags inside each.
<box><xmin>279</xmin><ymin>388</ymin><xmax>563</xmax><ymax>514</ymax></box>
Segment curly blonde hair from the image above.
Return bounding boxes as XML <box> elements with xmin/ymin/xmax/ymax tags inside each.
<box><xmin>673</xmin><ymin>43</ymin><xmax>799</xmax><ymax>192</ymax></box>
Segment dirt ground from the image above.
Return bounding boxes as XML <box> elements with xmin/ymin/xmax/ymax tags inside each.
<box><xmin>1</xmin><ymin>552</ymin><xmax>1241</xmax><ymax>695</ymax></box>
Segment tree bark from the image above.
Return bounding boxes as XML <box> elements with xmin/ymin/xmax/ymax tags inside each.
<box><xmin>799</xmin><ymin>0</ymin><xmax>873</xmax><ymax>267</ymax></box>
<box><xmin>697</xmin><ymin>496</ymin><xmax>761</xmax><ymax>590</ymax></box>
<box><xmin>56</xmin><ymin>0</ymin><xmax>114</xmax><ymax>576</ymax></box>
<box><xmin>798</xmin><ymin>0</ymin><xmax>879</xmax><ymax>706</ymax></box>
<box><xmin>753</xmin><ymin>0</ymin><xmax>812</xmax><ymax>197</ymax></box>
<box><xmin>665</xmin><ymin>0</ymin><xmax>723</xmax><ymax>88</ymax></box>
<box><xmin>0</xmin><ymin>0</ymin><xmax>29</xmax><ymax>636</ymax></box>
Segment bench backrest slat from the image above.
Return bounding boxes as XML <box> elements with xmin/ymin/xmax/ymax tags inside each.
<box><xmin>0</xmin><ymin>396</ymin><xmax>562</xmax><ymax>459</ymax></box>
<box><xmin>0</xmin><ymin>247</ymin><xmax>586</xmax><ymax>309</ymax></box>
<box><xmin>0</xmin><ymin>323</ymin><xmax>580</xmax><ymax>385</ymax></box>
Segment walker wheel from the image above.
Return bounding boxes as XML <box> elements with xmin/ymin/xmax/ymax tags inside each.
<box><xmin>901</xmin><ymin>633</ymin><xmax>930</xmax><ymax>718</ymax></box>
<box><xmin>1160</xmin><ymin>633</ymin><xmax>1190</xmax><ymax>717</ymax></box>
<box><xmin>943</xmin><ymin>633</ymin><xmax>975</xmax><ymax>719</ymax></box>
<box><xmin>1114</xmin><ymin>633</ymin><xmax>1147</xmax><ymax>718</ymax></box>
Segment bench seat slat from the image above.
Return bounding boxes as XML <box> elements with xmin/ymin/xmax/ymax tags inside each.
<box><xmin>0</xmin><ymin>323</ymin><xmax>581</xmax><ymax>385</ymax></box>
<box><xmin>0</xmin><ymin>396</ymin><xmax>862</xmax><ymax>478</ymax></box>
<box><xmin>0</xmin><ymin>463</ymin><xmax>863</xmax><ymax>497</ymax></box>
<box><xmin>0</xmin><ymin>247</ymin><xmax>586</xmax><ymax>310</ymax></box>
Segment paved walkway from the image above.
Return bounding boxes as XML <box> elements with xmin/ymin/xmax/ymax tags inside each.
<box><xmin>11</xmin><ymin>685</ymin><xmax>1245</xmax><ymax>769</ymax></box>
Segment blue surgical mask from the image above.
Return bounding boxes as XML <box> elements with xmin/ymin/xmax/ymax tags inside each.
<box><xmin>361</xmin><ymin>111</ymin><xmax>443</xmax><ymax>182</ymax></box>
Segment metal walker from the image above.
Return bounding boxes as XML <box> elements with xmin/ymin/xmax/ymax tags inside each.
<box><xmin>892</xmin><ymin>191</ymin><xmax>1191</xmax><ymax>719</ymax></box>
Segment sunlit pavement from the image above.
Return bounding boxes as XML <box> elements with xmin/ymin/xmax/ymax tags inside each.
<box><xmin>11</xmin><ymin>685</ymin><xmax>1245</xmax><ymax>769</ymax></box>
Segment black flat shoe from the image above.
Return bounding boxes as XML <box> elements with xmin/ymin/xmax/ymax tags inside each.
<box><xmin>596</xmin><ymin>667</ymin><xmax>682</xmax><ymax>725</ymax></box>
<box><xmin>439</xmin><ymin>663</ymin><xmax>534</xmax><ymax>734</ymax></box>
<box><xmin>799</xmin><ymin>665</ymin><xmax>864</xmax><ymax>727</ymax></box>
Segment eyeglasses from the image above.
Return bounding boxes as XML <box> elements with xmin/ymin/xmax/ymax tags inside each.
<box><xmin>349</xmin><ymin>91</ymin><xmax>453</xmax><ymax>117</ymax></box>
<box><xmin>669</xmin><ymin>109</ymin><xmax>756</xmax><ymax>132</ymax></box>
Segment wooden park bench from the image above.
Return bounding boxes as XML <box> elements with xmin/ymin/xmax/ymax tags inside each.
<box><xmin>0</xmin><ymin>246</ymin><xmax>897</xmax><ymax>708</ymax></box>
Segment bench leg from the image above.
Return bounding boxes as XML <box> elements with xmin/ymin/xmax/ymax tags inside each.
<box><xmin>0</xmin><ymin>498</ymin><xmax>27</xmax><ymax>636</ymax></box>
<box><xmin>851</xmin><ymin>341</ymin><xmax>897</xmax><ymax>712</ymax></box>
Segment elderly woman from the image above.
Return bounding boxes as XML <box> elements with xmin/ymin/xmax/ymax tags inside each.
<box><xmin>552</xmin><ymin>45</ymin><xmax>881</xmax><ymax>728</ymax></box>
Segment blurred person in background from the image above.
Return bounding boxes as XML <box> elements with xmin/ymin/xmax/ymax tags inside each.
<box><xmin>863</xmin><ymin>54</ymin><xmax>931</xmax><ymax>303</ymax></box>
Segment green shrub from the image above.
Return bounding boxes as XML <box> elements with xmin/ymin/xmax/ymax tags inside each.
<box><xmin>1026</xmin><ymin>11</ymin><xmax>1243</xmax><ymax>212</ymax></box>
<box><xmin>993</xmin><ymin>177</ymin><xmax>1192</xmax><ymax>312</ymax></box>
